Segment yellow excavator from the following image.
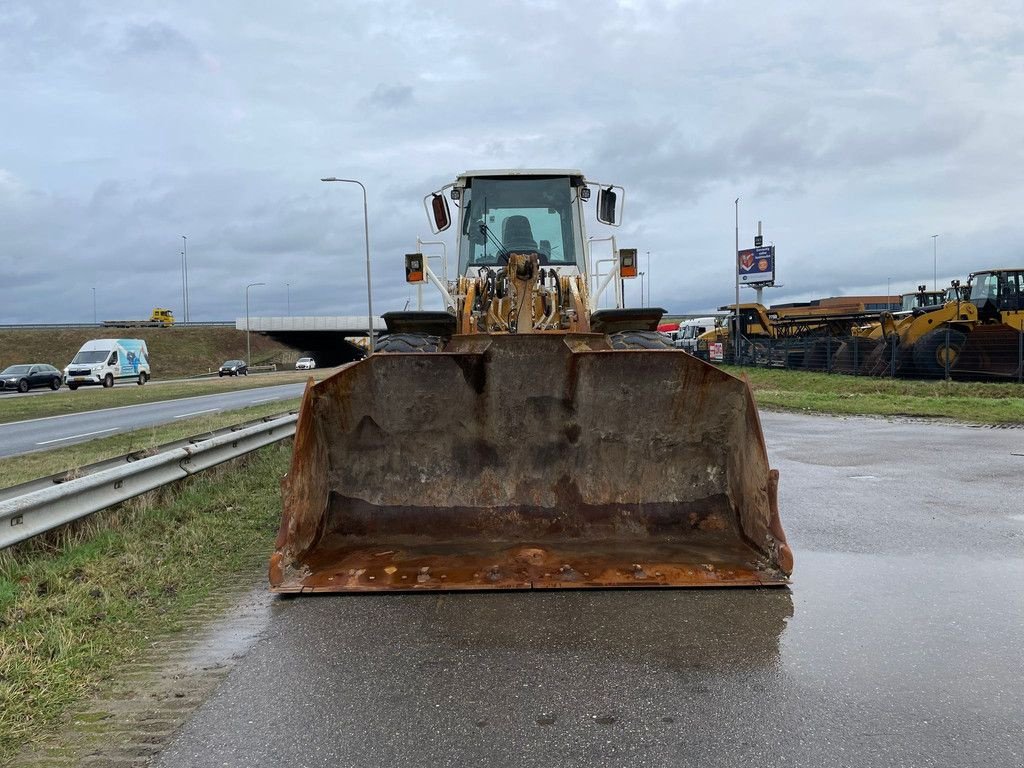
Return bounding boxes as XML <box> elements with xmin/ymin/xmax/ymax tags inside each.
<box><xmin>270</xmin><ymin>169</ymin><xmax>792</xmax><ymax>593</ymax></box>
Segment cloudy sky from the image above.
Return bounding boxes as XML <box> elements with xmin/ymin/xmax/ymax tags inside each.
<box><xmin>2</xmin><ymin>0</ymin><xmax>1022</xmax><ymax>323</ymax></box>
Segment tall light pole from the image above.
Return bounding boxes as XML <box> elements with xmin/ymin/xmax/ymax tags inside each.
<box><xmin>321</xmin><ymin>177</ymin><xmax>374</xmax><ymax>353</ymax></box>
<box><xmin>931</xmin><ymin>234</ymin><xmax>939</xmax><ymax>291</ymax></box>
<box><xmin>286</xmin><ymin>283</ymin><xmax>291</xmax><ymax>316</ymax></box>
<box><xmin>639</xmin><ymin>271</ymin><xmax>646</xmax><ymax>307</ymax></box>
<box><xmin>245</xmin><ymin>282</ymin><xmax>265</xmax><ymax>365</ymax></box>
<box><xmin>180</xmin><ymin>250</ymin><xmax>186</xmax><ymax>323</ymax></box>
<box><xmin>887</xmin><ymin>277</ymin><xmax>891</xmax><ymax>308</ymax></box>
<box><xmin>91</xmin><ymin>287</ymin><xmax>96</xmax><ymax>325</ymax></box>
<box><xmin>734</xmin><ymin>198</ymin><xmax>740</xmax><ymax>361</ymax></box>
<box><xmin>646</xmin><ymin>250</ymin><xmax>651</xmax><ymax>307</ymax></box>
<box><xmin>182</xmin><ymin>235</ymin><xmax>189</xmax><ymax>323</ymax></box>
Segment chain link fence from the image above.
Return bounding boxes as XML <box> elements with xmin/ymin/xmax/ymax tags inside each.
<box><xmin>696</xmin><ymin>323</ymin><xmax>1024</xmax><ymax>382</ymax></box>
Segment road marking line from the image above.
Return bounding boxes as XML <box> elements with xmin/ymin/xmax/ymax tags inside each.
<box><xmin>174</xmin><ymin>408</ymin><xmax>219</xmax><ymax>419</ymax></box>
<box><xmin>250</xmin><ymin>397</ymin><xmax>276</xmax><ymax>403</ymax></box>
<box><xmin>1</xmin><ymin>376</ymin><xmax>326</xmax><ymax>428</ymax></box>
<box><xmin>37</xmin><ymin>428</ymin><xmax>118</xmax><ymax>445</ymax></box>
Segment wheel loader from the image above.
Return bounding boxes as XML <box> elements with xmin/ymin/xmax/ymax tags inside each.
<box><xmin>270</xmin><ymin>169</ymin><xmax>792</xmax><ymax>593</ymax></box>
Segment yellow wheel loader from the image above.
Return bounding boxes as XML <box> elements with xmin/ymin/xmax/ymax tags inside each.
<box><xmin>270</xmin><ymin>169</ymin><xmax>792</xmax><ymax>593</ymax></box>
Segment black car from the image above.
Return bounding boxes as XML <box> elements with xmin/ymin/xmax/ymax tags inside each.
<box><xmin>219</xmin><ymin>360</ymin><xmax>248</xmax><ymax>377</ymax></box>
<box><xmin>1</xmin><ymin>364</ymin><xmax>63</xmax><ymax>393</ymax></box>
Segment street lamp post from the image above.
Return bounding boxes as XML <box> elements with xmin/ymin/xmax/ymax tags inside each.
<box><xmin>321</xmin><ymin>177</ymin><xmax>374</xmax><ymax>353</ymax></box>
<box><xmin>639</xmin><ymin>271</ymin><xmax>646</xmax><ymax>307</ymax></box>
<box><xmin>245</xmin><ymin>282</ymin><xmax>265</xmax><ymax>365</ymax></box>
<box><xmin>182</xmin><ymin>235</ymin><xmax>189</xmax><ymax>323</ymax></box>
<box><xmin>180</xmin><ymin>250</ymin><xmax>186</xmax><ymax>324</ymax></box>
<box><xmin>92</xmin><ymin>287</ymin><xmax>96</xmax><ymax>325</ymax></box>
<box><xmin>734</xmin><ymin>198</ymin><xmax>741</xmax><ymax>362</ymax></box>
<box><xmin>646</xmin><ymin>250</ymin><xmax>651</xmax><ymax>307</ymax></box>
<box><xmin>931</xmin><ymin>234</ymin><xmax>939</xmax><ymax>291</ymax></box>
<box><xmin>887</xmin><ymin>277</ymin><xmax>891</xmax><ymax>308</ymax></box>
<box><xmin>286</xmin><ymin>283</ymin><xmax>291</xmax><ymax>317</ymax></box>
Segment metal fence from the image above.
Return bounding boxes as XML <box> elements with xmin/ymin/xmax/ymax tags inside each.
<box><xmin>698</xmin><ymin>323</ymin><xmax>1024</xmax><ymax>382</ymax></box>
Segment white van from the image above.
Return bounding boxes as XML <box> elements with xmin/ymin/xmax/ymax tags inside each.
<box><xmin>64</xmin><ymin>339</ymin><xmax>151</xmax><ymax>390</ymax></box>
<box><xmin>674</xmin><ymin>317</ymin><xmax>721</xmax><ymax>352</ymax></box>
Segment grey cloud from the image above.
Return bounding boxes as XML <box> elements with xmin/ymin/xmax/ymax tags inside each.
<box><xmin>120</xmin><ymin>21</ymin><xmax>199</xmax><ymax>60</ymax></box>
<box><xmin>1</xmin><ymin>1</ymin><xmax>1023</xmax><ymax>326</ymax></box>
<box><xmin>363</xmin><ymin>83</ymin><xmax>414</xmax><ymax>110</ymax></box>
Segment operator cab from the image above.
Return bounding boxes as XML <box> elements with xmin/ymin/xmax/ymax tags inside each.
<box><xmin>451</xmin><ymin>170</ymin><xmax>591</xmax><ymax>276</ymax></box>
<box><xmin>969</xmin><ymin>269</ymin><xmax>1024</xmax><ymax>322</ymax></box>
<box><xmin>900</xmin><ymin>289</ymin><xmax>945</xmax><ymax>312</ymax></box>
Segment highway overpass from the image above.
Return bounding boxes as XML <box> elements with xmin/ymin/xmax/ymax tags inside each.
<box><xmin>236</xmin><ymin>316</ymin><xmax>387</xmax><ymax>366</ymax></box>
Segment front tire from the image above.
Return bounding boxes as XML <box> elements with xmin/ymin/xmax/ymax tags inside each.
<box><xmin>912</xmin><ymin>328</ymin><xmax>968</xmax><ymax>377</ymax></box>
<box><xmin>17</xmin><ymin>379</ymin><xmax>29</xmax><ymax>394</ymax></box>
<box><xmin>50</xmin><ymin>378</ymin><xmax>61</xmax><ymax>390</ymax></box>
<box><xmin>103</xmin><ymin>373</ymin><xmax>114</xmax><ymax>388</ymax></box>
<box><xmin>608</xmin><ymin>330</ymin><xmax>674</xmax><ymax>350</ymax></box>
<box><xmin>374</xmin><ymin>333</ymin><xmax>442</xmax><ymax>353</ymax></box>
<box><xmin>137</xmin><ymin>373</ymin><xmax>146</xmax><ymax>385</ymax></box>
<box><xmin>68</xmin><ymin>383</ymin><xmax>79</xmax><ymax>391</ymax></box>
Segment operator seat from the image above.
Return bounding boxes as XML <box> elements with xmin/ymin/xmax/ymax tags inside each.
<box><xmin>502</xmin><ymin>215</ymin><xmax>538</xmax><ymax>254</ymax></box>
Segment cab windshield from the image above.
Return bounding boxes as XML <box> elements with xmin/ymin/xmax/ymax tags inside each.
<box><xmin>72</xmin><ymin>351</ymin><xmax>109</xmax><ymax>364</ymax></box>
<box><xmin>970</xmin><ymin>273</ymin><xmax>998</xmax><ymax>303</ymax></box>
<box><xmin>457</xmin><ymin>177</ymin><xmax>582</xmax><ymax>273</ymax></box>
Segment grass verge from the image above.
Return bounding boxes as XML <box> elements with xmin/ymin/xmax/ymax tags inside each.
<box><xmin>0</xmin><ymin>441</ymin><xmax>290</xmax><ymax>763</ymax></box>
<box><xmin>0</xmin><ymin>369</ymin><xmax>324</xmax><ymax>425</ymax></box>
<box><xmin>0</xmin><ymin>398</ymin><xmax>300</xmax><ymax>489</ymax></box>
<box><xmin>729</xmin><ymin>366</ymin><xmax>1024</xmax><ymax>424</ymax></box>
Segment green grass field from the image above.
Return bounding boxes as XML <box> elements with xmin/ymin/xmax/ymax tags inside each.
<box><xmin>0</xmin><ymin>326</ymin><xmax>301</xmax><ymax>382</ymax></box>
<box><xmin>731</xmin><ymin>366</ymin><xmax>1024</xmax><ymax>424</ymax></box>
<box><xmin>0</xmin><ymin>442</ymin><xmax>290</xmax><ymax>762</ymax></box>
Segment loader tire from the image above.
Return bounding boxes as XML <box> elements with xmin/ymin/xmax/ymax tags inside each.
<box><xmin>608</xmin><ymin>330</ymin><xmax>674</xmax><ymax>350</ymax></box>
<box><xmin>912</xmin><ymin>328</ymin><xmax>967</xmax><ymax>378</ymax></box>
<box><xmin>375</xmin><ymin>333</ymin><xmax>442</xmax><ymax>353</ymax></box>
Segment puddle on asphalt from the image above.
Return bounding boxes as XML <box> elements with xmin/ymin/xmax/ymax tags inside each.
<box><xmin>182</xmin><ymin>586</ymin><xmax>275</xmax><ymax>668</ymax></box>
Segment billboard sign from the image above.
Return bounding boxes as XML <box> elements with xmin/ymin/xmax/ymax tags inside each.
<box><xmin>738</xmin><ymin>245</ymin><xmax>775</xmax><ymax>285</ymax></box>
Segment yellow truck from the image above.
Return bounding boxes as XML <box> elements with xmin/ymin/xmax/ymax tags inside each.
<box><xmin>101</xmin><ymin>308</ymin><xmax>176</xmax><ymax>328</ymax></box>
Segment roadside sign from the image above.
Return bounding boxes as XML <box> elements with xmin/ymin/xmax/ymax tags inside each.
<box><xmin>738</xmin><ymin>245</ymin><xmax>775</xmax><ymax>285</ymax></box>
<box><xmin>754</xmin><ymin>235</ymin><xmax>763</xmax><ymax>247</ymax></box>
<box><xmin>710</xmin><ymin>342</ymin><xmax>724</xmax><ymax>361</ymax></box>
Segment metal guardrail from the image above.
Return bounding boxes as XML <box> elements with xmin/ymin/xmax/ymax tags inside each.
<box><xmin>0</xmin><ymin>413</ymin><xmax>297</xmax><ymax>550</ymax></box>
<box><xmin>0</xmin><ymin>322</ymin><xmax>235</xmax><ymax>330</ymax></box>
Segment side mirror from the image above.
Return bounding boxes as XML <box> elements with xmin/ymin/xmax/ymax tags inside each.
<box><xmin>405</xmin><ymin>253</ymin><xmax>426</xmax><ymax>284</ymax></box>
<box><xmin>431</xmin><ymin>194</ymin><xmax>451</xmax><ymax>232</ymax></box>
<box><xmin>597</xmin><ymin>187</ymin><xmax>617</xmax><ymax>225</ymax></box>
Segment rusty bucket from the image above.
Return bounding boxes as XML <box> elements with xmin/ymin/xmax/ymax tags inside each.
<box><xmin>270</xmin><ymin>334</ymin><xmax>792</xmax><ymax>593</ymax></box>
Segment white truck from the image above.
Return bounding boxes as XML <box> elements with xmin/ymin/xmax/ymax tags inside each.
<box><xmin>673</xmin><ymin>316</ymin><xmax>722</xmax><ymax>352</ymax></box>
<box><xmin>64</xmin><ymin>338</ymin><xmax>151</xmax><ymax>390</ymax></box>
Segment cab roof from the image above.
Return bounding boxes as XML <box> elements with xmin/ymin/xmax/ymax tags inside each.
<box><xmin>456</xmin><ymin>169</ymin><xmax>585</xmax><ymax>182</ymax></box>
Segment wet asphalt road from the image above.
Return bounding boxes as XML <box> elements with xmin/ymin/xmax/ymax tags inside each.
<box><xmin>154</xmin><ymin>411</ymin><xmax>1024</xmax><ymax>768</ymax></box>
<box><xmin>0</xmin><ymin>382</ymin><xmax>305</xmax><ymax>458</ymax></box>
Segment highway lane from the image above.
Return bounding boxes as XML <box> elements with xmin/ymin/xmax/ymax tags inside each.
<box><xmin>150</xmin><ymin>411</ymin><xmax>1024</xmax><ymax>768</ymax></box>
<box><xmin>0</xmin><ymin>382</ymin><xmax>306</xmax><ymax>458</ymax></box>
